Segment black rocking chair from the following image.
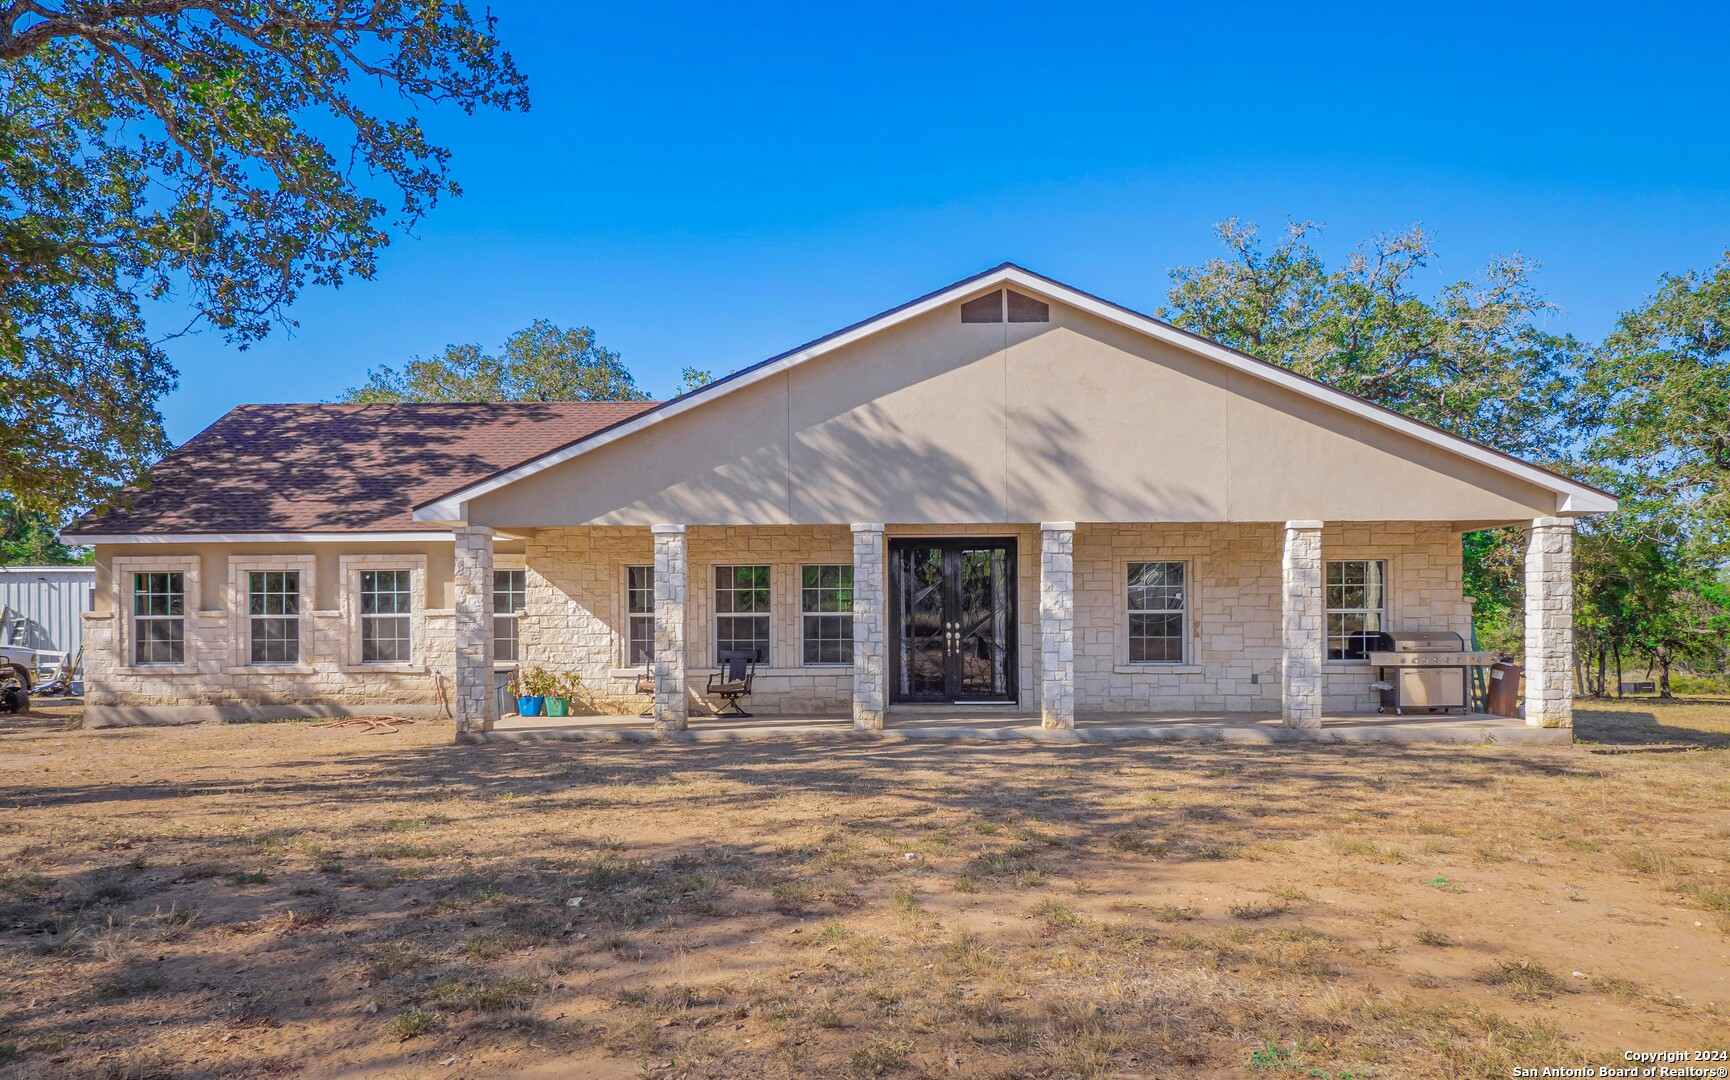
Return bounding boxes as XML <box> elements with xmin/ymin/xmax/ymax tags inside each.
<box><xmin>706</xmin><ymin>650</ymin><xmax>757</xmax><ymax>717</ymax></box>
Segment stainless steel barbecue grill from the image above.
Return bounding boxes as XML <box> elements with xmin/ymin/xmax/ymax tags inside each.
<box><xmin>1362</xmin><ymin>631</ymin><xmax>1500</xmax><ymax>715</ymax></box>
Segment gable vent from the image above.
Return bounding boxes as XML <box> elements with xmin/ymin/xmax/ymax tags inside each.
<box><xmin>960</xmin><ymin>291</ymin><xmax>1003</xmax><ymax>322</ymax></box>
<box><xmin>960</xmin><ymin>288</ymin><xmax>1050</xmax><ymax>324</ymax></box>
<box><xmin>1007</xmin><ymin>289</ymin><xmax>1049</xmax><ymax>323</ymax></box>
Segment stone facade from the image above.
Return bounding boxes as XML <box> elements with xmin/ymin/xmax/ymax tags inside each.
<box><xmin>83</xmin><ymin>551</ymin><xmax>455</xmax><ymax>712</ymax></box>
<box><xmin>521</xmin><ymin>525</ymin><xmax>857</xmax><ymax>716</ymax></box>
<box><xmin>1039</xmin><ymin>523</ymin><xmax>1076</xmax><ymax>729</ymax></box>
<box><xmin>1070</xmin><ymin>521</ymin><xmax>1474</xmax><ymax>716</ymax></box>
<box><xmin>1281</xmin><ymin>522</ymin><xmax>1325</xmax><ymax>728</ymax></box>
<box><xmin>850</xmin><ymin>524</ymin><xmax>886</xmax><ymax>730</ymax></box>
<box><xmin>651</xmin><ymin>525</ymin><xmax>688</xmax><ymax>731</ymax></box>
<box><xmin>1523</xmin><ymin>517</ymin><xmax>1575</xmax><ymax>728</ymax></box>
<box><xmin>453</xmin><ymin>526</ymin><xmax>497</xmax><ymax>736</ymax></box>
<box><xmin>86</xmin><ymin>521</ymin><xmax>1482</xmax><ymax>722</ymax></box>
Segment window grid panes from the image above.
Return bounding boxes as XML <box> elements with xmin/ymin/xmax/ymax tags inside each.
<box><xmin>493</xmin><ymin>569</ymin><xmax>525</xmax><ymax>663</ymax></box>
<box><xmin>359</xmin><ymin>569</ymin><xmax>413</xmax><ymax>664</ymax></box>
<box><xmin>801</xmin><ymin>564</ymin><xmax>854</xmax><ymax>666</ymax></box>
<box><xmin>248</xmin><ymin>571</ymin><xmax>300</xmax><ymax>664</ymax></box>
<box><xmin>714</xmin><ymin>565</ymin><xmax>770</xmax><ymax>664</ymax></box>
<box><xmin>132</xmin><ymin>572</ymin><xmax>185</xmax><ymax>665</ymax></box>
<box><xmin>1126</xmin><ymin>561</ymin><xmax>1185</xmax><ymax>664</ymax></box>
<box><xmin>1326</xmin><ymin>560</ymin><xmax>1387</xmax><ymax>660</ymax></box>
<box><xmin>626</xmin><ymin>565</ymin><xmax>654</xmax><ymax>666</ymax></box>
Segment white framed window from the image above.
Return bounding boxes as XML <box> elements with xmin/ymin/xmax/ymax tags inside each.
<box><xmin>714</xmin><ymin>565</ymin><xmax>770</xmax><ymax>664</ymax></box>
<box><xmin>132</xmin><ymin>572</ymin><xmax>186</xmax><ymax>666</ymax></box>
<box><xmin>340</xmin><ymin>555</ymin><xmax>425</xmax><ymax>670</ymax></box>
<box><xmin>115</xmin><ymin>555</ymin><xmax>199</xmax><ymax>671</ymax></box>
<box><xmin>359</xmin><ymin>570</ymin><xmax>413</xmax><ymax>664</ymax></box>
<box><xmin>228</xmin><ymin>556</ymin><xmax>314</xmax><ymax>670</ymax></box>
<box><xmin>248</xmin><ymin>571</ymin><xmax>301</xmax><ymax>664</ymax></box>
<box><xmin>801</xmin><ymin>564</ymin><xmax>853</xmax><ymax>665</ymax></box>
<box><xmin>1326</xmin><ymin>559</ymin><xmax>1387</xmax><ymax>661</ymax></box>
<box><xmin>493</xmin><ymin>569</ymin><xmax>526</xmax><ymax>663</ymax></box>
<box><xmin>625</xmin><ymin>565</ymin><xmax>654</xmax><ymax>666</ymax></box>
<box><xmin>1126</xmin><ymin>561</ymin><xmax>1186</xmax><ymax>664</ymax></box>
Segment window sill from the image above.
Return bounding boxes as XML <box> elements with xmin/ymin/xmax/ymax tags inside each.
<box><xmin>225</xmin><ymin>665</ymin><xmax>317</xmax><ymax>675</ymax></box>
<box><xmin>116</xmin><ymin>664</ymin><xmax>199</xmax><ymax>676</ymax></box>
<box><xmin>607</xmin><ymin>666</ymin><xmax>852</xmax><ymax>679</ymax></box>
<box><xmin>1326</xmin><ymin>662</ymin><xmax>1375</xmax><ymax>673</ymax></box>
<box><xmin>337</xmin><ymin>664</ymin><xmax>427</xmax><ymax>675</ymax></box>
<box><xmin>1113</xmin><ymin>663</ymin><xmax>1203</xmax><ymax>675</ymax></box>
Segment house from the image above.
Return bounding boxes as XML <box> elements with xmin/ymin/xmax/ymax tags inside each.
<box><xmin>64</xmin><ymin>264</ymin><xmax>1615</xmax><ymax>737</ymax></box>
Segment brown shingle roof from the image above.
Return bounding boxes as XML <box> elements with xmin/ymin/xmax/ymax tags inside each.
<box><xmin>65</xmin><ymin>402</ymin><xmax>659</xmax><ymax>536</ymax></box>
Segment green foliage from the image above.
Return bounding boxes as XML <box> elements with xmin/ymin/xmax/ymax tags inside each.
<box><xmin>389</xmin><ymin>1009</ymin><xmax>438</xmax><ymax>1041</ymax></box>
<box><xmin>1161</xmin><ymin>219</ymin><xmax>1579</xmax><ymax>458</ymax></box>
<box><xmin>1162</xmin><ymin>221</ymin><xmax>1582</xmax><ymax>654</ymax></box>
<box><xmin>0</xmin><ymin>498</ymin><xmax>89</xmax><ymax>565</ymax></box>
<box><xmin>1461</xmin><ymin>527</ymin><xmax>1523</xmax><ymax>655</ymax></box>
<box><xmin>341</xmin><ymin>321</ymin><xmax>649</xmax><ymax>403</ymax></box>
<box><xmin>678</xmin><ymin>367</ymin><xmax>717</xmax><ymax>395</ymax></box>
<box><xmin>0</xmin><ymin>2</ymin><xmax>529</xmax><ymax>511</ymax></box>
<box><xmin>1572</xmin><ymin>254</ymin><xmax>1730</xmax><ymax>693</ymax></box>
<box><xmin>509</xmin><ymin>665</ymin><xmax>572</xmax><ymax>699</ymax></box>
<box><xmin>1581</xmin><ymin>252</ymin><xmax>1730</xmax><ymax>548</ymax></box>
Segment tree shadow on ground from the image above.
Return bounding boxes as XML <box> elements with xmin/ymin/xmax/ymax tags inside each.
<box><xmin>1573</xmin><ymin>697</ymin><xmax>1730</xmax><ymax>750</ymax></box>
<box><xmin>0</xmin><ymin>727</ymin><xmax>1702</xmax><ymax>1079</ymax></box>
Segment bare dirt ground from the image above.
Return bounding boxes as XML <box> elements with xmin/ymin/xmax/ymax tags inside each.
<box><xmin>1</xmin><ymin>699</ymin><xmax>1727</xmax><ymax>1079</ymax></box>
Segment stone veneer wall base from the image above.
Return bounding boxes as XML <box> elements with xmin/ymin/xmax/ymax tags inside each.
<box><xmin>82</xmin><ymin>703</ymin><xmax>451</xmax><ymax>728</ymax></box>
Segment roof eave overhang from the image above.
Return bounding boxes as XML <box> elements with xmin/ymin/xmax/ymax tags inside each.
<box><xmin>411</xmin><ymin>264</ymin><xmax>1619</xmax><ymax>522</ymax></box>
<box><xmin>62</xmin><ymin>530</ymin><xmax>457</xmax><ymax>545</ymax></box>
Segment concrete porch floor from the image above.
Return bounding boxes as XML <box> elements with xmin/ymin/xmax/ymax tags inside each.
<box><xmin>480</xmin><ymin>708</ymin><xmax>1568</xmax><ymax>745</ymax></box>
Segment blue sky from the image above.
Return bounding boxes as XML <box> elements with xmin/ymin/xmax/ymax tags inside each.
<box><xmin>154</xmin><ymin>1</ymin><xmax>1730</xmax><ymax>443</ymax></box>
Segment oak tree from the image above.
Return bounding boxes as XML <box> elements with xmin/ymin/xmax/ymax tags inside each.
<box><xmin>341</xmin><ymin>320</ymin><xmax>650</xmax><ymax>403</ymax></box>
<box><xmin>1</xmin><ymin>1</ymin><xmax>529</xmax><ymax>512</ymax></box>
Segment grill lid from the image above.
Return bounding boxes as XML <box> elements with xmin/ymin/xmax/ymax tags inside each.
<box><xmin>1374</xmin><ymin>630</ymin><xmax>1465</xmax><ymax>653</ymax></box>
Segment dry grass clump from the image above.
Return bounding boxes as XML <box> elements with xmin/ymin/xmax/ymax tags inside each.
<box><xmin>1476</xmin><ymin>958</ymin><xmax>1567</xmax><ymax>1002</ymax></box>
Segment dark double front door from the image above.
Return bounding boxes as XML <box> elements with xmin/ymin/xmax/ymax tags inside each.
<box><xmin>889</xmin><ymin>539</ymin><xmax>1018</xmax><ymax>704</ymax></box>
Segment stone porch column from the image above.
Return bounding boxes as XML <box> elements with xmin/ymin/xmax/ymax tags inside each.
<box><xmin>651</xmin><ymin>524</ymin><xmax>689</xmax><ymax>732</ymax></box>
<box><xmin>851</xmin><ymin>523</ymin><xmax>886</xmax><ymax>731</ymax></box>
<box><xmin>1523</xmin><ymin>517</ymin><xmax>1575</xmax><ymax>728</ymax></box>
<box><xmin>453</xmin><ymin>525</ymin><xmax>497</xmax><ymax>740</ymax></box>
<box><xmin>1281</xmin><ymin>520</ymin><xmax>1324</xmax><ymax>729</ymax></box>
<box><xmin>1039</xmin><ymin>522</ymin><xmax>1076</xmax><ymax>730</ymax></box>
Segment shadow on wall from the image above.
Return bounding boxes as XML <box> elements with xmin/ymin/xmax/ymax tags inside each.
<box><xmin>784</xmin><ymin>402</ymin><xmax>1219</xmax><ymax>525</ymax></box>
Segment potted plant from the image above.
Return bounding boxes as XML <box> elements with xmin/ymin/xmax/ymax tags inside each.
<box><xmin>512</xmin><ymin>666</ymin><xmax>551</xmax><ymax>717</ymax></box>
<box><xmin>545</xmin><ymin>671</ymin><xmax>579</xmax><ymax>717</ymax></box>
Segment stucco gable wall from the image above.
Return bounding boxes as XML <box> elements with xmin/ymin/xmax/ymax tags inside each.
<box><xmin>462</xmin><ymin>293</ymin><xmax>1562</xmax><ymax>527</ymax></box>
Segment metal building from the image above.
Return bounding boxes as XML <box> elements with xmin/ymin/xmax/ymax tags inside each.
<box><xmin>0</xmin><ymin>565</ymin><xmax>95</xmax><ymax>669</ymax></box>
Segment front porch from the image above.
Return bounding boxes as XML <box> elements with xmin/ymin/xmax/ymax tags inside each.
<box><xmin>448</xmin><ymin>518</ymin><xmax>1577</xmax><ymax>742</ymax></box>
<box><xmin>480</xmin><ymin>707</ymin><xmax>1567</xmax><ymax>745</ymax></box>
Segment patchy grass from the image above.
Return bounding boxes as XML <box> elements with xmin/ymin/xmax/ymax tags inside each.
<box><xmin>1229</xmin><ymin>899</ymin><xmax>1292</xmax><ymax>920</ymax></box>
<box><xmin>0</xmin><ymin>698</ymin><xmax>1721</xmax><ymax>1076</ymax></box>
<box><xmin>389</xmin><ymin>1009</ymin><xmax>438</xmax><ymax>1041</ymax></box>
<box><xmin>1478</xmin><ymin>958</ymin><xmax>1568</xmax><ymax>1002</ymax></box>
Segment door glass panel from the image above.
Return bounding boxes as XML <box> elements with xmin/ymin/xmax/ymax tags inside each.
<box><xmin>891</xmin><ymin>539</ymin><xmax>1017</xmax><ymax>704</ymax></box>
<box><xmin>956</xmin><ymin>547</ymin><xmax>1012</xmax><ymax>699</ymax></box>
<box><xmin>895</xmin><ymin>546</ymin><xmax>947</xmax><ymax>700</ymax></box>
